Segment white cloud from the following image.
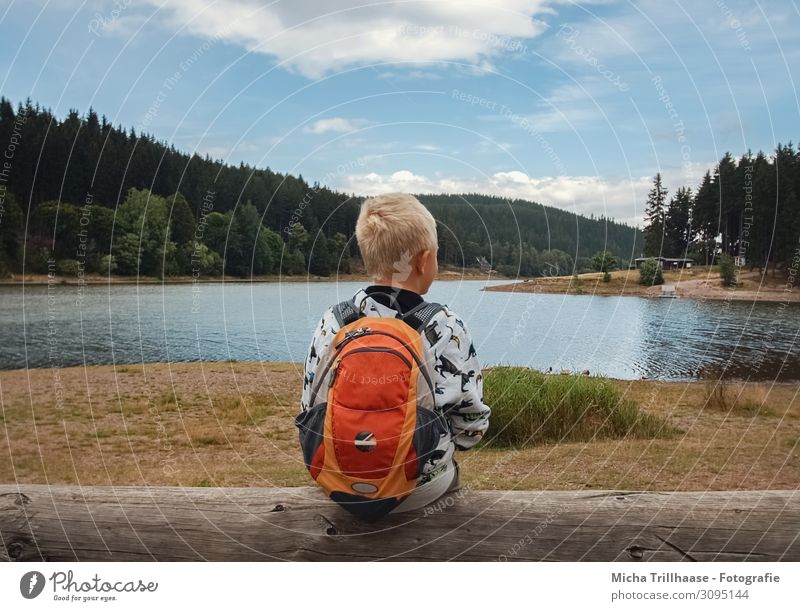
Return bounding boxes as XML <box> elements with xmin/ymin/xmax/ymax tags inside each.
<box><xmin>146</xmin><ymin>0</ymin><xmax>554</xmax><ymax>78</ymax></box>
<box><xmin>337</xmin><ymin>169</ymin><xmax>655</xmax><ymax>225</ymax></box>
<box><xmin>303</xmin><ymin>117</ymin><xmax>370</xmax><ymax>134</ymax></box>
<box><xmin>335</xmin><ymin>158</ymin><xmax>714</xmax><ymax>226</ymax></box>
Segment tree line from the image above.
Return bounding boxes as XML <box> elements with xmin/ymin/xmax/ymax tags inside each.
<box><xmin>642</xmin><ymin>144</ymin><xmax>800</xmax><ymax>274</ymax></box>
<box><xmin>0</xmin><ymin>98</ymin><xmax>643</xmax><ymax>278</ymax></box>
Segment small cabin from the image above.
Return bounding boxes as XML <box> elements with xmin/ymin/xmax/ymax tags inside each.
<box><xmin>633</xmin><ymin>256</ymin><xmax>694</xmax><ymax>270</ymax></box>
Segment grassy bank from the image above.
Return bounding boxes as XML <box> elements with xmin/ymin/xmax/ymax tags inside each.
<box><xmin>485</xmin><ymin>266</ymin><xmax>700</xmax><ymax>297</ymax></box>
<box><xmin>484</xmin><ymin>367</ymin><xmax>675</xmax><ymax>446</ymax></box>
<box><xmin>485</xmin><ymin>266</ymin><xmax>800</xmax><ymax>303</ymax></box>
<box><xmin>1</xmin><ymin>362</ymin><xmax>798</xmax><ymax>491</ymax></box>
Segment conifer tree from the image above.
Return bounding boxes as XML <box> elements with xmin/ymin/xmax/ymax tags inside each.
<box><xmin>643</xmin><ymin>173</ymin><xmax>668</xmax><ymax>257</ymax></box>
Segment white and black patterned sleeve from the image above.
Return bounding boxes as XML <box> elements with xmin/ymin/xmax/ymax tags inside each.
<box><xmin>430</xmin><ymin>309</ymin><xmax>491</xmax><ymax>450</ymax></box>
<box><xmin>299</xmin><ymin>308</ymin><xmax>337</xmax><ymax>412</ymax></box>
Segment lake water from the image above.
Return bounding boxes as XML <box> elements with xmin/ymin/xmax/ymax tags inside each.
<box><xmin>1</xmin><ymin>279</ymin><xmax>799</xmax><ymax>381</ymax></box>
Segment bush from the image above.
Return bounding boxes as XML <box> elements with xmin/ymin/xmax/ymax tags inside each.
<box><xmin>483</xmin><ymin>367</ymin><xmax>675</xmax><ymax>446</ymax></box>
<box><xmin>719</xmin><ymin>253</ymin><xmax>737</xmax><ymax>287</ymax></box>
<box><xmin>27</xmin><ymin>246</ymin><xmax>54</xmax><ymax>274</ymax></box>
<box><xmin>638</xmin><ymin>257</ymin><xmax>664</xmax><ymax>285</ymax></box>
<box><xmin>56</xmin><ymin>259</ymin><xmax>81</xmax><ymax>275</ymax></box>
<box><xmin>100</xmin><ymin>254</ymin><xmax>117</xmax><ymax>275</ymax></box>
<box><xmin>184</xmin><ymin>242</ymin><xmax>222</xmax><ymax>276</ymax></box>
<box><xmin>282</xmin><ymin>249</ymin><xmax>306</xmax><ymax>275</ymax></box>
<box><xmin>591</xmin><ymin>250</ymin><xmax>617</xmax><ymax>282</ymax></box>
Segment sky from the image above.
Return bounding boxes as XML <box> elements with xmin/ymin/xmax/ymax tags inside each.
<box><xmin>0</xmin><ymin>0</ymin><xmax>797</xmax><ymax>227</ymax></box>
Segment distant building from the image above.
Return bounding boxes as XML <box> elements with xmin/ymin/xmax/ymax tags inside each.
<box><xmin>476</xmin><ymin>256</ymin><xmax>493</xmax><ymax>272</ymax></box>
<box><xmin>632</xmin><ymin>256</ymin><xmax>695</xmax><ymax>270</ymax></box>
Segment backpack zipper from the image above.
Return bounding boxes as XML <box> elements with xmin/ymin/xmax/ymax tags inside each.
<box><xmin>339</xmin><ymin>346</ymin><xmax>412</xmax><ymax>369</ymax></box>
<box><xmin>310</xmin><ymin>328</ymin><xmax>434</xmax><ymax>404</ymax></box>
<box><xmin>308</xmin><ymin>329</ymin><xmax>372</xmax><ymax>404</ymax></box>
<box><xmin>337</xmin><ymin>329</ymin><xmax>435</xmax><ymax>395</ymax></box>
<box><xmin>328</xmin><ymin>347</ymin><xmax>413</xmax><ymax>393</ymax></box>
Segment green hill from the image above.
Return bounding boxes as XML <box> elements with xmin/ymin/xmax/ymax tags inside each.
<box><xmin>0</xmin><ymin>98</ymin><xmax>641</xmax><ymax>278</ymax></box>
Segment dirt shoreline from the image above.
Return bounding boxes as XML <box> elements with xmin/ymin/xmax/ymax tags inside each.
<box><xmin>0</xmin><ymin>267</ymin><xmax>502</xmax><ymax>286</ymax></box>
<box><xmin>485</xmin><ymin>267</ymin><xmax>800</xmax><ymax>303</ymax></box>
<box><xmin>1</xmin><ymin>362</ymin><xmax>797</xmax><ymax>491</ymax></box>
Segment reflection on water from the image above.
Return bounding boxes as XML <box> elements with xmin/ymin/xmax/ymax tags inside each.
<box><xmin>0</xmin><ymin>280</ymin><xmax>798</xmax><ymax>381</ymax></box>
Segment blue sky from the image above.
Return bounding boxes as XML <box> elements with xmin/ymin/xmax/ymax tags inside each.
<box><xmin>1</xmin><ymin>0</ymin><xmax>797</xmax><ymax>226</ymax></box>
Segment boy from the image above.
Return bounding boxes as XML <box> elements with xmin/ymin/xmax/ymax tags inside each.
<box><xmin>296</xmin><ymin>192</ymin><xmax>491</xmax><ymax>518</ymax></box>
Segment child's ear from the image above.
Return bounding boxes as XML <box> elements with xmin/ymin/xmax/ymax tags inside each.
<box><xmin>415</xmin><ymin>249</ymin><xmax>432</xmax><ymax>274</ymax></box>
<box><xmin>427</xmin><ymin>248</ymin><xmax>438</xmax><ymax>270</ymax></box>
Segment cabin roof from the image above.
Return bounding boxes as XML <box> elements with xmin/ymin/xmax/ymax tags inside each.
<box><xmin>634</xmin><ymin>256</ymin><xmax>695</xmax><ymax>262</ymax></box>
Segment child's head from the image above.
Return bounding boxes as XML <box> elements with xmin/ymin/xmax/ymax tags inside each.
<box><xmin>356</xmin><ymin>192</ymin><xmax>438</xmax><ymax>294</ymax></box>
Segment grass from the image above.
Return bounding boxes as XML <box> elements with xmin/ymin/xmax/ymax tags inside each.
<box><xmin>483</xmin><ymin>367</ymin><xmax>677</xmax><ymax>446</ymax></box>
<box><xmin>1</xmin><ymin>362</ymin><xmax>798</xmax><ymax>491</ymax></box>
<box><xmin>703</xmin><ymin>379</ymin><xmax>776</xmax><ymax>417</ymax></box>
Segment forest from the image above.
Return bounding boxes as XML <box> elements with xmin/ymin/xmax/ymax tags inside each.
<box><xmin>0</xmin><ymin>98</ymin><xmax>643</xmax><ymax>279</ymax></box>
<box><xmin>641</xmin><ymin>145</ymin><xmax>800</xmax><ymax>275</ymax></box>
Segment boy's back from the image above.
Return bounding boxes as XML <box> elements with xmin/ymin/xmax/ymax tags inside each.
<box><xmin>298</xmin><ymin>284</ymin><xmax>491</xmax><ymax>514</ymax></box>
<box><xmin>295</xmin><ymin>192</ymin><xmax>490</xmax><ymax>518</ymax></box>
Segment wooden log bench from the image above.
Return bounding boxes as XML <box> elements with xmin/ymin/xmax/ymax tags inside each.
<box><xmin>1</xmin><ymin>485</ymin><xmax>798</xmax><ymax>561</ymax></box>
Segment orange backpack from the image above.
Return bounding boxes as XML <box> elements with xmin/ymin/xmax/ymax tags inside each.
<box><xmin>296</xmin><ymin>298</ymin><xmax>449</xmax><ymax>520</ymax></box>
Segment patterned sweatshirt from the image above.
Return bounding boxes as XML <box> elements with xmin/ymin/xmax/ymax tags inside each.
<box><xmin>298</xmin><ymin>285</ymin><xmax>492</xmax><ymax>512</ymax></box>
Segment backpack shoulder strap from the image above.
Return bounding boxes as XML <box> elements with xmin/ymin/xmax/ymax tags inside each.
<box><xmin>332</xmin><ymin>298</ymin><xmax>363</xmax><ymax>328</ymax></box>
<box><xmin>401</xmin><ymin>301</ymin><xmax>445</xmax><ymax>333</ymax></box>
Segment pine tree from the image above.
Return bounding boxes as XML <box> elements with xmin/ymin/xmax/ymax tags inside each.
<box><xmin>690</xmin><ymin>170</ymin><xmax>719</xmax><ymax>265</ymax></box>
<box><xmin>0</xmin><ymin>191</ymin><xmax>22</xmax><ymax>271</ymax></box>
<box><xmin>168</xmin><ymin>192</ymin><xmax>196</xmax><ymax>246</ymax></box>
<box><xmin>666</xmin><ymin>186</ymin><xmax>692</xmax><ymax>257</ymax></box>
<box><xmin>748</xmin><ymin>151</ymin><xmax>775</xmax><ymax>272</ymax></box>
<box><xmin>717</xmin><ymin>153</ymin><xmax>741</xmax><ymax>256</ymax></box>
<box><xmin>643</xmin><ymin>173</ymin><xmax>668</xmax><ymax>257</ymax></box>
<box><xmin>774</xmin><ymin>143</ymin><xmax>797</xmax><ymax>275</ymax></box>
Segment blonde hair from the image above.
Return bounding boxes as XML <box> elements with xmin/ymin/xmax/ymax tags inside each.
<box><xmin>355</xmin><ymin>192</ymin><xmax>438</xmax><ymax>279</ymax></box>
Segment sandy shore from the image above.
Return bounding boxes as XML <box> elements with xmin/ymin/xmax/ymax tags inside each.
<box><xmin>485</xmin><ymin>267</ymin><xmax>800</xmax><ymax>303</ymax></box>
<box><xmin>1</xmin><ymin>362</ymin><xmax>797</xmax><ymax>491</ymax></box>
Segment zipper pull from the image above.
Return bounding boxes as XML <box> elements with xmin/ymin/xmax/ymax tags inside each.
<box><xmin>345</xmin><ymin>326</ymin><xmax>369</xmax><ymax>339</ymax></box>
<box><xmin>337</xmin><ymin>326</ymin><xmax>370</xmax><ymax>347</ymax></box>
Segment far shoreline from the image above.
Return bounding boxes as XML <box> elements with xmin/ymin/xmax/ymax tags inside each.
<box><xmin>0</xmin><ymin>267</ymin><xmax>504</xmax><ymax>286</ymax></box>
<box><xmin>484</xmin><ymin>266</ymin><xmax>800</xmax><ymax>304</ymax></box>
<box><xmin>3</xmin><ymin>265</ymin><xmax>797</xmax><ymax>304</ymax></box>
